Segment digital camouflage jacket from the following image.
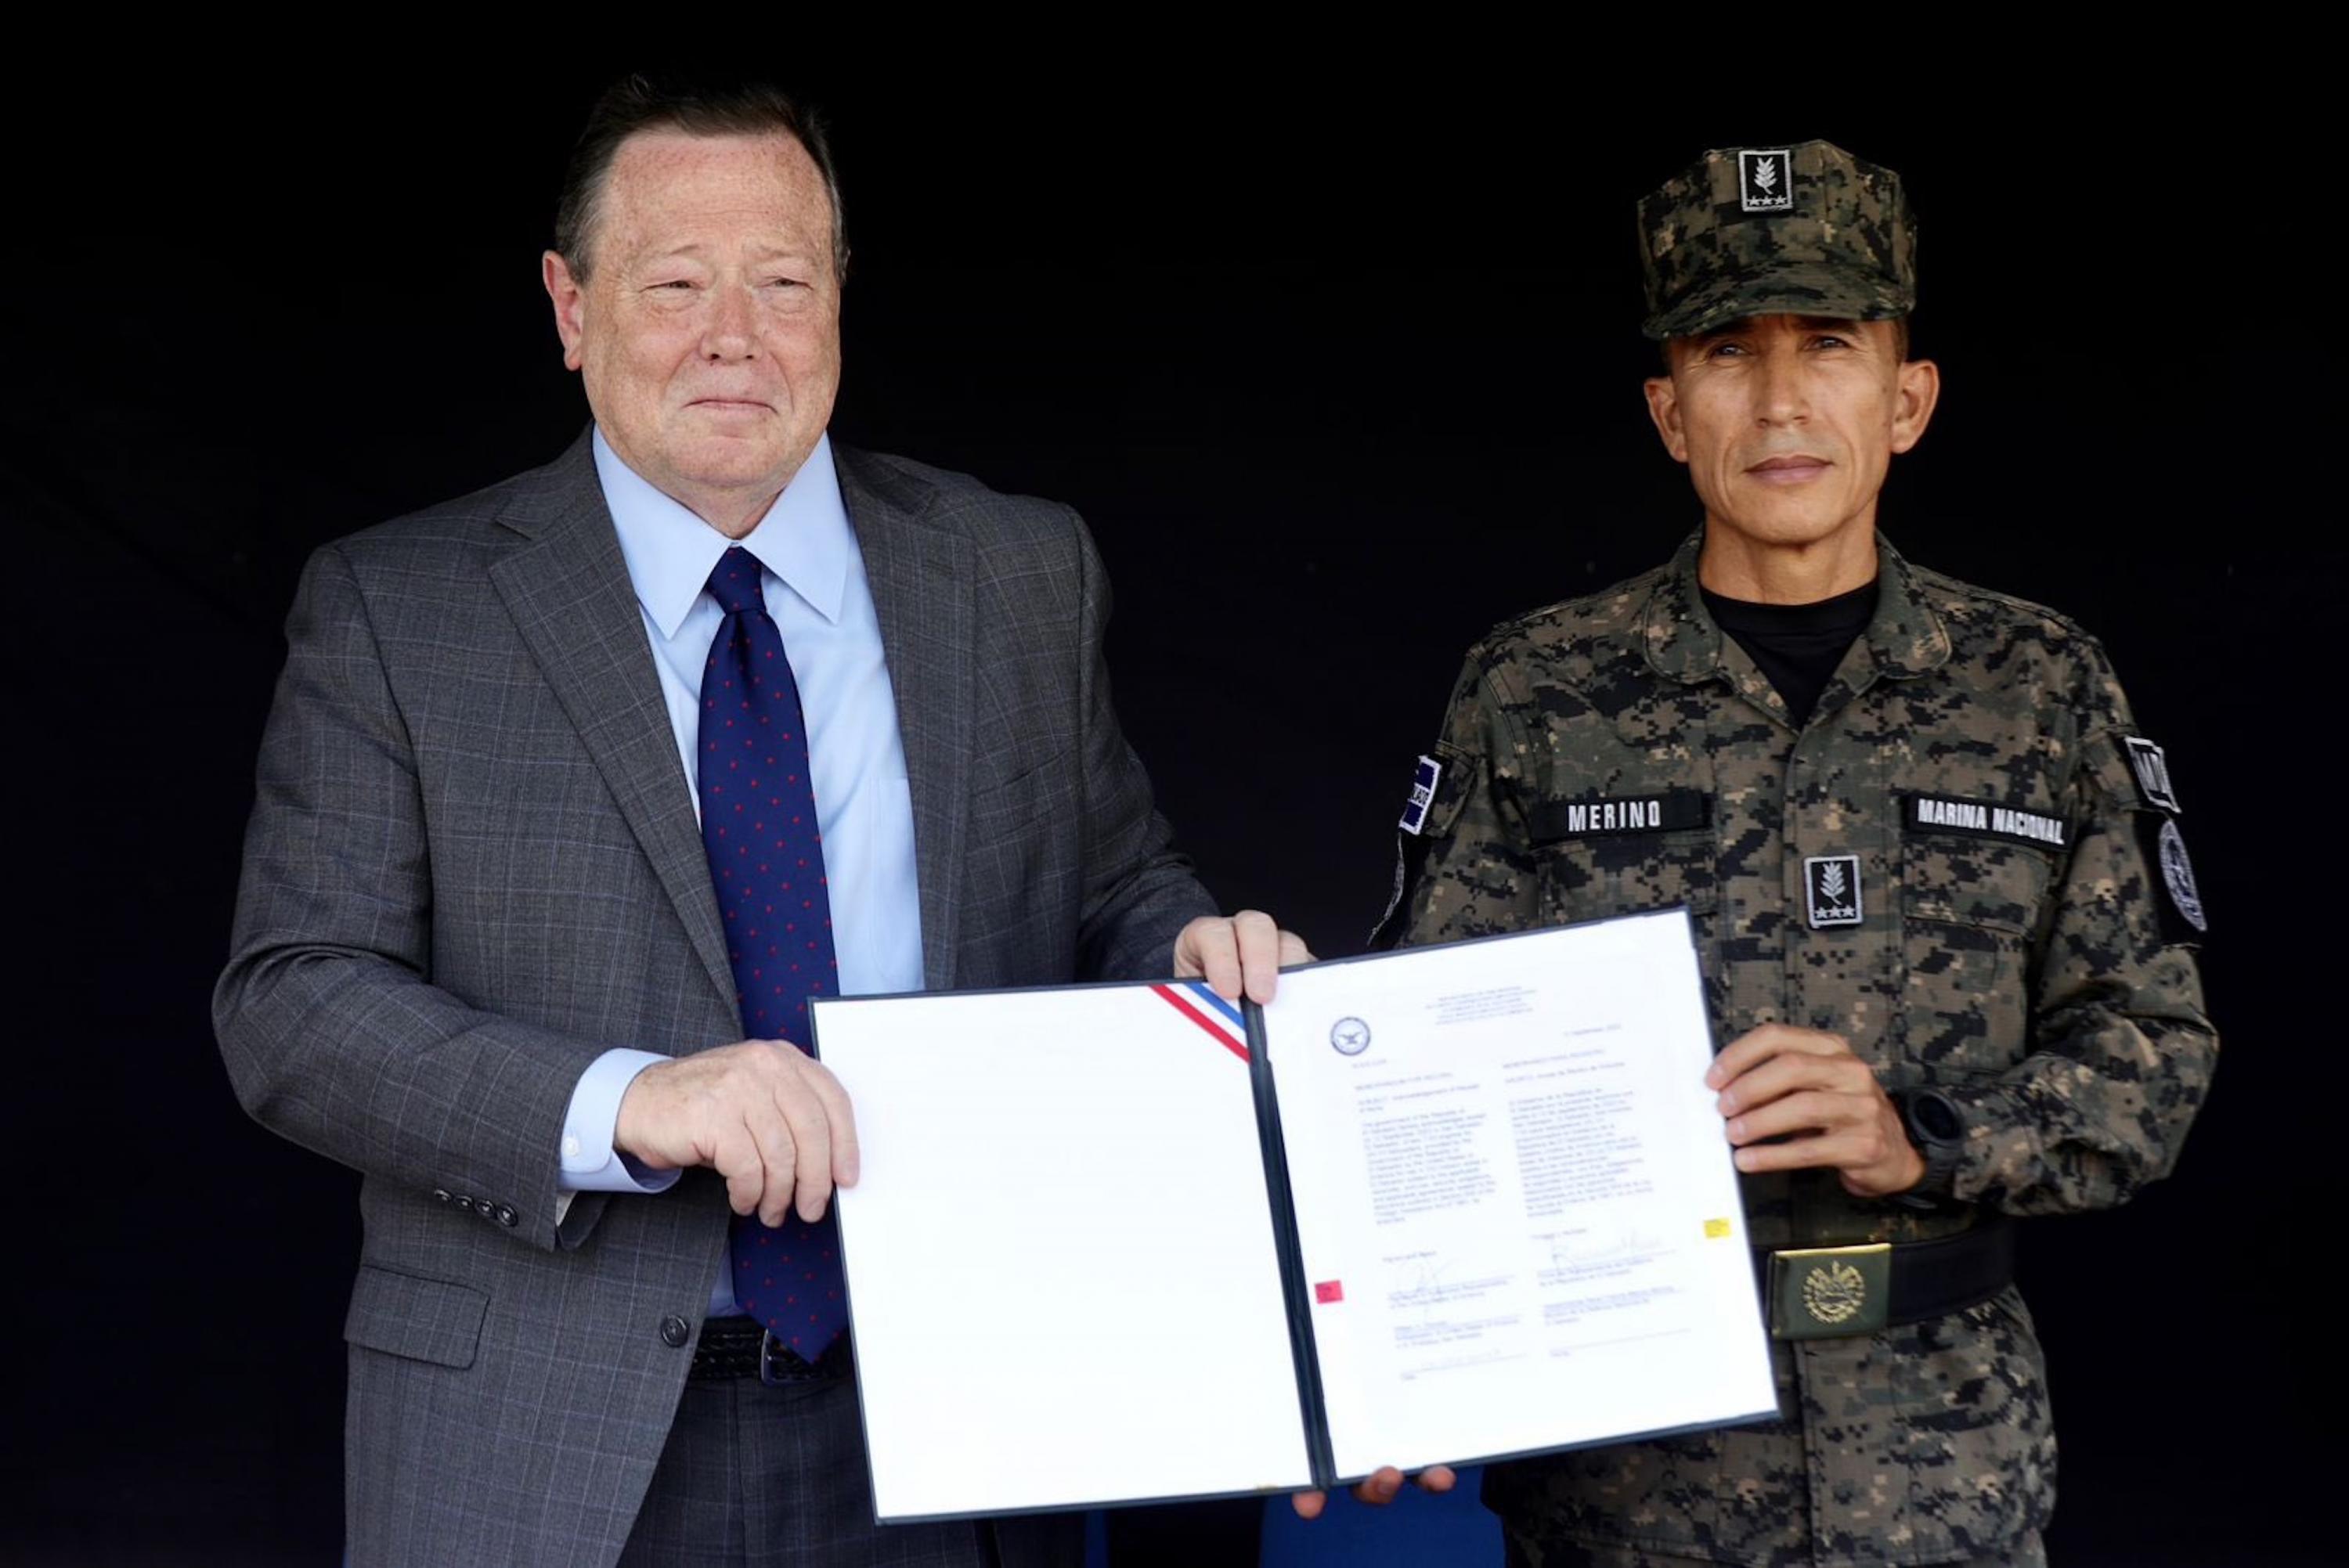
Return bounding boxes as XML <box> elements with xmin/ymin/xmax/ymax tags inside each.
<box><xmin>1399</xmin><ymin>532</ymin><xmax>2215</xmax><ymax>1566</ymax></box>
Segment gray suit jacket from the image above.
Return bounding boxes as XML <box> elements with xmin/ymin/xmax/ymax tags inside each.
<box><xmin>215</xmin><ymin>432</ymin><xmax>1218</xmax><ymax>1566</ymax></box>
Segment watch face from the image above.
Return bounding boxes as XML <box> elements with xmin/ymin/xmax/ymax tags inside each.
<box><xmin>1907</xmin><ymin>1090</ymin><xmax>1965</xmax><ymax>1143</ymax></box>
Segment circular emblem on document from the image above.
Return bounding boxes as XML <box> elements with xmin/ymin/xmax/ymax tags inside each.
<box><xmin>1802</xmin><ymin>1260</ymin><xmax>1867</xmax><ymax>1325</ymax></box>
<box><xmin>2157</xmin><ymin>819</ymin><xmax>2206</xmax><ymax>933</ymax></box>
<box><xmin>1330</xmin><ymin>1017</ymin><xmax>1372</xmax><ymax>1056</ymax></box>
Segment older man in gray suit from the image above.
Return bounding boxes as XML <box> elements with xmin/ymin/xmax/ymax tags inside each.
<box><xmin>215</xmin><ymin>77</ymin><xmax>1325</xmax><ymax>1566</ymax></box>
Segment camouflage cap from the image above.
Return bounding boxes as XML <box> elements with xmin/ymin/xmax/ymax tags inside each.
<box><xmin>1637</xmin><ymin>140</ymin><xmax>1916</xmax><ymax>341</ymax></box>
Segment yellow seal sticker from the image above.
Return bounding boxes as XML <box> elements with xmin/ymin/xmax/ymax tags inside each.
<box><xmin>1704</xmin><ymin>1217</ymin><xmax>1733</xmax><ymax>1239</ymax></box>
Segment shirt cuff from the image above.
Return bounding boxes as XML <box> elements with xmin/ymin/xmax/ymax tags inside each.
<box><xmin>1933</xmin><ymin>1080</ymin><xmax>2024</xmax><ymax>1206</ymax></box>
<box><xmin>557</xmin><ymin>1049</ymin><xmax>682</xmax><ymax>1195</ymax></box>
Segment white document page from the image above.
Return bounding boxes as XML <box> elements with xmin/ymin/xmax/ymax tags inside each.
<box><xmin>813</xmin><ymin>981</ymin><xmax>1315</xmax><ymax>1520</ymax></box>
<box><xmin>1264</xmin><ymin>910</ymin><xmax>1774</xmax><ymax>1480</ymax></box>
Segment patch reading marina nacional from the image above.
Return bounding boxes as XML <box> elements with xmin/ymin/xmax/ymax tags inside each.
<box><xmin>1803</xmin><ymin>854</ymin><xmax>1863</xmax><ymax>928</ymax></box>
<box><xmin>1527</xmin><ymin>788</ymin><xmax>1710</xmax><ymax>844</ymax></box>
<box><xmin>1902</xmin><ymin>794</ymin><xmax>2069</xmax><ymax>851</ymax></box>
<box><xmin>1399</xmin><ymin>755</ymin><xmax>1443</xmax><ymax>835</ymax></box>
<box><xmin>1739</xmin><ymin>149</ymin><xmax>1795</xmax><ymax>213</ymax></box>
<box><xmin>2124</xmin><ymin>737</ymin><xmax>2182</xmax><ymax>813</ymax></box>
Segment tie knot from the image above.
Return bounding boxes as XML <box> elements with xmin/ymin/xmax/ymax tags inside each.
<box><xmin>705</xmin><ymin>548</ymin><xmax>767</xmax><ymax>617</ymax></box>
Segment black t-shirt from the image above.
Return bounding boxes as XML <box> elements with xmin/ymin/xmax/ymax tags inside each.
<box><xmin>1699</xmin><ymin>579</ymin><xmax>1880</xmax><ymax>729</ymax></box>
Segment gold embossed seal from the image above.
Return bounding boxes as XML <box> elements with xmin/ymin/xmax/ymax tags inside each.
<box><xmin>1769</xmin><ymin>1242</ymin><xmax>1890</xmax><ymax>1339</ymax></box>
<box><xmin>1802</xmin><ymin>1260</ymin><xmax>1867</xmax><ymax>1325</ymax></box>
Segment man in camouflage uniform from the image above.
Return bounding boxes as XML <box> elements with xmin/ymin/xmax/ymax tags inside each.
<box><xmin>1393</xmin><ymin>142</ymin><xmax>2214</xmax><ymax>1566</ymax></box>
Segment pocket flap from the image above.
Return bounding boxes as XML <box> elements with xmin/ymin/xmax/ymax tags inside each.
<box><xmin>1902</xmin><ymin>834</ymin><xmax>2058</xmax><ymax>935</ymax></box>
<box><xmin>343</xmin><ymin>1263</ymin><xmax>489</xmax><ymax>1369</ymax></box>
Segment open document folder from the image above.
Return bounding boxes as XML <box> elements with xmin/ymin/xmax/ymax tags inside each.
<box><xmin>810</xmin><ymin>907</ymin><xmax>1775</xmax><ymax>1524</ymax></box>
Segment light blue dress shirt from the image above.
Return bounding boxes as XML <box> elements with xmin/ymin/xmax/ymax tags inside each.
<box><xmin>554</xmin><ymin>427</ymin><xmax>924</xmax><ymax>1316</ymax></box>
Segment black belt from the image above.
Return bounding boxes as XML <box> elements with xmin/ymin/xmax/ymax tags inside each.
<box><xmin>1755</xmin><ymin>1218</ymin><xmax>2015</xmax><ymax>1340</ymax></box>
<box><xmin>688</xmin><ymin>1317</ymin><xmax>851</xmax><ymax>1384</ymax></box>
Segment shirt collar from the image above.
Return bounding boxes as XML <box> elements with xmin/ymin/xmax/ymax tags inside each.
<box><xmin>593</xmin><ymin>427</ymin><xmax>851</xmax><ymax>639</ymax></box>
<box><xmin>1643</xmin><ymin>527</ymin><xmax>1950</xmax><ymax>686</ymax></box>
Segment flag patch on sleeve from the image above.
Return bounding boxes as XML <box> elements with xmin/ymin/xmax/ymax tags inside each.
<box><xmin>1399</xmin><ymin>755</ymin><xmax>1444</xmax><ymax>835</ymax></box>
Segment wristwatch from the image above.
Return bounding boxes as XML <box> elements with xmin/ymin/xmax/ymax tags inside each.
<box><xmin>1891</xmin><ymin>1087</ymin><xmax>1966</xmax><ymax>1209</ymax></box>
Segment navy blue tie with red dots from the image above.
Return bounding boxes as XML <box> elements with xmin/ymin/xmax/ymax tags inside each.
<box><xmin>698</xmin><ymin>546</ymin><xmax>847</xmax><ymax>1358</ymax></box>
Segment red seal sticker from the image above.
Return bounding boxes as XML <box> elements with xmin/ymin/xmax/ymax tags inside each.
<box><xmin>1313</xmin><ymin>1281</ymin><xmax>1344</xmax><ymax>1304</ymax></box>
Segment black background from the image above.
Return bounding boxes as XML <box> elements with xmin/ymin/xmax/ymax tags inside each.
<box><xmin>5</xmin><ymin>55</ymin><xmax>2328</xmax><ymax>1566</ymax></box>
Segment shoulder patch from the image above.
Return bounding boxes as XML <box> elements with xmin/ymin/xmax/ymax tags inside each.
<box><xmin>2141</xmin><ymin>814</ymin><xmax>2207</xmax><ymax>942</ymax></box>
<box><xmin>1407</xmin><ymin>743</ymin><xmax>1472</xmax><ymax>842</ymax></box>
<box><xmin>1398</xmin><ymin>754</ymin><xmax>1443</xmax><ymax>836</ymax></box>
<box><xmin>2123</xmin><ymin>737</ymin><xmax>2182</xmax><ymax>813</ymax></box>
<box><xmin>1372</xmin><ymin>746</ymin><xmax>1467</xmax><ymax>950</ymax></box>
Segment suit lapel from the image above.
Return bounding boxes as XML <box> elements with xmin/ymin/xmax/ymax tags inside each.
<box><xmin>489</xmin><ymin>435</ymin><xmax>738</xmax><ymax>1015</ymax></box>
<box><xmin>837</xmin><ymin>447</ymin><xmax>972</xmax><ymax>992</ymax></box>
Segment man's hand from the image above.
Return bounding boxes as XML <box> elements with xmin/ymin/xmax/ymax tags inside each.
<box><xmin>1173</xmin><ymin>910</ymin><xmax>1313</xmax><ymax>1004</ymax></box>
<box><xmin>1705</xmin><ymin>1024</ymin><xmax>1924</xmax><ymax>1198</ymax></box>
<box><xmin>614</xmin><ymin>1040</ymin><xmax>860</xmax><ymax>1226</ymax></box>
<box><xmin>1290</xmin><ymin>1465</ymin><xmax>1459</xmax><ymax>1519</ymax></box>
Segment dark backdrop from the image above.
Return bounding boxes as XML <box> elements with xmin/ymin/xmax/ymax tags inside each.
<box><xmin>5</xmin><ymin>59</ymin><xmax>2325</xmax><ymax>1566</ymax></box>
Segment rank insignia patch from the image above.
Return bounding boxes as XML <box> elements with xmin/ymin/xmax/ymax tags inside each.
<box><xmin>1739</xmin><ymin>149</ymin><xmax>1795</xmax><ymax>214</ymax></box>
<box><xmin>1803</xmin><ymin>854</ymin><xmax>1863</xmax><ymax>928</ymax></box>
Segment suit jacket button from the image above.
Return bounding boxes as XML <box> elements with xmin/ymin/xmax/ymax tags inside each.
<box><xmin>495</xmin><ymin>1204</ymin><xmax>518</xmax><ymax>1227</ymax></box>
<box><xmin>432</xmin><ymin>1189</ymin><xmax>453</xmax><ymax>1206</ymax></box>
<box><xmin>659</xmin><ymin>1315</ymin><xmax>692</xmax><ymax>1349</ymax></box>
<box><xmin>453</xmin><ymin>1195</ymin><xmax>475</xmax><ymax>1213</ymax></box>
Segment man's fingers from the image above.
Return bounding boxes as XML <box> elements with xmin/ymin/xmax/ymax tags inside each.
<box><xmin>1704</xmin><ymin>1023</ymin><xmax>1849</xmax><ymax>1088</ymax></box>
<box><xmin>1714</xmin><ymin>1054</ymin><xmax>1820</xmax><ymax>1115</ymax></box>
<box><xmin>1717</xmin><ymin>1053</ymin><xmax>1872</xmax><ymax>1117</ymax></box>
<box><xmin>1726</xmin><ymin>1090</ymin><xmax>1854</xmax><ymax>1146</ymax></box>
<box><xmin>1293</xmin><ymin>1462</ymin><xmax>1454</xmax><ymax>1520</ymax></box>
<box><xmin>805</xmin><ymin>1059</ymin><xmax>861</xmax><ymax>1187</ymax></box>
<box><xmin>1175</xmin><ymin>913</ymin><xmax>1312</xmax><ymax>1004</ymax></box>
<box><xmin>738</xmin><ymin>1106</ymin><xmax>799</xmax><ymax>1227</ymax></box>
<box><xmin>772</xmin><ymin>1075</ymin><xmax>835</xmax><ymax>1224</ymax></box>
<box><xmin>1733</xmin><ymin>1129</ymin><xmax>1878</xmax><ymax>1174</ymax></box>
<box><xmin>1183</xmin><ymin>917</ymin><xmax>1244</xmax><ymax>1001</ymax></box>
<box><xmin>713</xmin><ymin>1120</ymin><xmax>772</xmax><ymax>1220</ymax></box>
<box><xmin>1232</xmin><ymin>910</ymin><xmax>1282</xmax><ymax>1004</ymax></box>
<box><xmin>1729</xmin><ymin>1047</ymin><xmax>1870</xmax><ymax>1108</ymax></box>
<box><xmin>612</xmin><ymin>1040</ymin><xmax>858</xmax><ymax>1215</ymax></box>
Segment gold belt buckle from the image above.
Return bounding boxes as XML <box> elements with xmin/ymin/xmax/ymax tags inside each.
<box><xmin>1768</xmin><ymin>1243</ymin><xmax>1891</xmax><ymax>1340</ymax></box>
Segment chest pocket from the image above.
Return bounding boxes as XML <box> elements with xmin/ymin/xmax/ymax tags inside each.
<box><xmin>1527</xmin><ymin>787</ymin><xmax>1719</xmax><ymax>927</ymax></box>
<box><xmin>1899</xmin><ymin>806</ymin><xmax>2065</xmax><ymax>1080</ymax></box>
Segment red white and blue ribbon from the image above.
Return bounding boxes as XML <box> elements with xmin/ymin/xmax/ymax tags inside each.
<box><xmin>1149</xmin><ymin>980</ymin><xmax>1249</xmax><ymax>1062</ymax></box>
